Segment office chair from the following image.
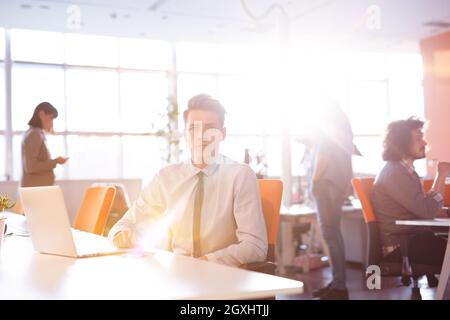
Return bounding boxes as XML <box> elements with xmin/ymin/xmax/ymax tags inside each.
<box><xmin>240</xmin><ymin>179</ymin><xmax>282</xmax><ymax>275</ymax></box>
<box><xmin>91</xmin><ymin>182</ymin><xmax>131</xmax><ymax>236</ymax></box>
<box><xmin>73</xmin><ymin>186</ymin><xmax>116</xmax><ymax>236</ymax></box>
<box><xmin>352</xmin><ymin>177</ymin><xmax>441</xmax><ymax>300</ymax></box>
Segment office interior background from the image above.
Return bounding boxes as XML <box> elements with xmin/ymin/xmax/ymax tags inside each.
<box><xmin>0</xmin><ymin>0</ymin><xmax>449</xmax><ymax>207</ymax></box>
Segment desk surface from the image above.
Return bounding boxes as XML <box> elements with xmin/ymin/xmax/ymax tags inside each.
<box><xmin>0</xmin><ymin>236</ymin><xmax>303</xmax><ymax>300</ymax></box>
<box><xmin>395</xmin><ymin>218</ymin><xmax>450</xmax><ymax>227</ymax></box>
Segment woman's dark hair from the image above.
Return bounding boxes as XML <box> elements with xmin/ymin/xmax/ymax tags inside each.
<box><xmin>382</xmin><ymin>117</ymin><xmax>424</xmax><ymax>161</ymax></box>
<box><xmin>27</xmin><ymin>102</ymin><xmax>58</xmax><ymax>128</ymax></box>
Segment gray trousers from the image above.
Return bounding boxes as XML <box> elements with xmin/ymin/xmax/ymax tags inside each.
<box><xmin>312</xmin><ymin>180</ymin><xmax>347</xmax><ymax>290</ymax></box>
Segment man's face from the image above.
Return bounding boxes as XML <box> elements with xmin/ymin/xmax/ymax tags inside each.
<box><xmin>408</xmin><ymin>128</ymin><xmax>427</xmax><ymax>160</ymax></box>
<box><xmin>185</xmin><ymin>110</ymin><xmax>226</xmax><ymax>166</ymax></box>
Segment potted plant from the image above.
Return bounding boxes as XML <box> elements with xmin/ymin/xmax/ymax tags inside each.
<box><xmin>0</xmin><ymin>194</ymin><xmax>15</xmax><ymax>212</ymax></box>
<box><xmin>155</xmin><ymin>95</ymin><xmax>182</xmax><ymax>164</ymax></box>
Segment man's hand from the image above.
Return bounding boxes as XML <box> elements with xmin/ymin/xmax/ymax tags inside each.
<box><xmin>198</xmin><ymin>256</ymin><xmax>208</xmax><ymax>261</ymax></box>
<box><xmin>112</xmin><ymin>230</ymin><xmax>133</xmax><ymax>249</ymax></box>
<box><xmin>437</xmin><ymin>162</ymin><xmax>450</xmax><ymax>176</ymax></box>
<box><xmin>436</xmin><ymin>208</ymin><xmax>450</xmax><ymax>218</ymax></box>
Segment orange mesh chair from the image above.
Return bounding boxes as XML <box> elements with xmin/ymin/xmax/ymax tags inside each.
<box><xmin>422</xmin><ymin>179</ymin><xmax>450</xmax><ymax>206</ymax></box>
<box><xmin>240</xmin><ymin>179</ymin><xmax>282</xmax><ymax>275</ymax></box>
<box><xmin>352</xmin><ymin>177</ymin><xmax>441</xmax><ymax>300</ymax></box>
<box><xmin>258</xmin><ymin>179</ymin><xmax>282</xmax><ymax>262</ymax></box>
<box><xmin>73</xmin><ymin>186</ymin><xmax>116</xmax><ymax>236</ymax></box>
<box><xmin>351</xmin><ymin>178</ymin><xmax>382</xmax><ymax>264</ymax></box>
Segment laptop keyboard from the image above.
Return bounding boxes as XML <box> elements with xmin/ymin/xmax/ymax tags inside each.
<box><xmin>71</xmin><ymin>229</ymin><xmax>117</xmax><ymax>257</ymax></box>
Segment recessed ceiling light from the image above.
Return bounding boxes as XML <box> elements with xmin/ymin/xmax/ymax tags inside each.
<box><xmin>110</xmin><ymin>12</ymin><xmax>117</xmax><ymax>19</ymax></box>
<box><xmin>20</xmin><ymin>4</ymin><xmax>32</xmax><ymax>9</ymax></box>
<box><xmin>39</xmin><ymin>5</ymin><xmax>50</xmax><ymax>9</ymax></box>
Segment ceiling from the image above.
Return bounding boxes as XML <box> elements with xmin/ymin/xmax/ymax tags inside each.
<box><xmin>0</xmin><ymin>0</ymin><xmax>449</xmax><ymax>52</ymax></box>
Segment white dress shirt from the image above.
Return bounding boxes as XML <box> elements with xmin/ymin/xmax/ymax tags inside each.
<box><xmin>108</xmin><ymin>154</ymin><xmax>268</xmax><ymax>266</ymax></box>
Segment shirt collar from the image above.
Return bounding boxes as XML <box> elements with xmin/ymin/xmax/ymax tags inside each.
<box><xmin>400</xmin><ymin>160</ymin><xmax>416</xmax><ymax>176</ymax></box>
<box><xmin>185</xmin><ymin>155</ymin><xmax>221</xmax><ymax>177</ymax></box>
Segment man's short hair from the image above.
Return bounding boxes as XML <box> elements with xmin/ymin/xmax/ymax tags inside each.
<box><xmin>382</xmin><ymin>117</ymin><xmax>425</xmax><ymax>161</ymax></box>
<box><xmin>183</xmin><ymin>94</ymin><xmax>226</xmax><ymax>127</ymax></box>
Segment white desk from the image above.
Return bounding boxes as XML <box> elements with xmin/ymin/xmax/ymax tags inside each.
<box><xmin>396</xmin><ymin>218</ymin><xmax>450</xmax><ymax>300</ymax></box>
<box><xmin>279</xmin><ymin>205</ymin><xmax>325</xmax><ymax>273</ymax></box>
<box><xmin>278</xmin><ymin>203</ymin><xmax>362</xmax><ymax>272</ymax></box>
<box><xmin>0</xmin><ymin>235</ymin><xmax>303</xmax><ymax>300</ymax></box>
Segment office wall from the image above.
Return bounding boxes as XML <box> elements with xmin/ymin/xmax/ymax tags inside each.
<box><xmin>0</xmin><ymin>179</ymin><xmax>142</xmax><ymax>222</ymax></box>
<box><xmin>421</xmin><ymin>31</ymin><xmax>450</xmax><ymax>176</ymax></box>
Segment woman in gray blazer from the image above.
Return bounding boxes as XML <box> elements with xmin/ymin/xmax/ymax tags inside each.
<box><xmin>20</xmin><ymin>102</ymin><xmax>68</xmax><ymax>187</ymax></box>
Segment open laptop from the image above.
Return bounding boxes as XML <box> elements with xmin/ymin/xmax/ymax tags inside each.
<box><xmin>19</xmin><ymin>185</ymin><xmax>126</xmax><ymax>258</ymax></box>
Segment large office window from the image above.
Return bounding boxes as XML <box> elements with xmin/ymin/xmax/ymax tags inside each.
<box><xmin>177</xmin><ymin>42</ymin><xmax>220</xmax><ymax>73</ymax></box>
<box><xmin>0</xmin><ymin>59</ymin><xmax>4</xmax><ymax>181</ymax></box>
<box><xmin>11</xmin><ymin>29</ymin><xmax>64</xmax><ymax>64</ymax></box>
<box><xmin>287</xmin><ymin>51</ymin><xmax>425</xmax><ymax>179</ymax></box>
<box><xmin>119</xmin><ymin>38</ymin><xmax>170</xmax><ymax>70</ymax></box>
<box><xmin>122</xmin><ymin>136</ymin><xmax>166</xmax><ymax>179</ymax></box>
<box><xmin>177</xmin><ymin>42</ymin><xmax>283</xmax><ymax>177</ymax></box>
<box><xmin>65</xmin><ymin>68</ymin><xmax>120</xmax><ymax>132</ymax></box>
<box><xmin>0</xmin><ymin>28</ymin><xmax>5</xmax><ymax>60</ymax></box>
<box><xmin>64</xmin><ymin>33</ymin><xmax>119</xmax><ymax>67</ymax></box>
<box><xmin>0</xmin><ymin>136</ymin><xmax>4</xmax><ymax>180</ymax></box>
<box><xmin>11</xmin><ymin>64</ymin><xmax>65</xmax><ymax>131</ymax></box>
<box><xmin>120</xmin><ymin>71</ymin><xmax>168</xmax><ymax>133</ymax></box>
<box><xmin>1</xmin><ymin>28</ymin><xmax>5</xmax><ymax>180</ymax></box>
<box><xmin>0</xmin><ymin>64</ymin><xmax>5</xmax><ymax>132</ymax></box>
<box><xmin>347</xmin><ymin>81</ymin><xmax>388</xmax><ymax>135</ymax></box>
<box><xmin>3</xmin><ymin>28</ymin><xmax>172</xmax><ymax>183</ymax></box>
<box><xmin>0</xmin><ymin>28</ymin><xmax>426</xmax><ymax>200</ymax></box>
<box><xmin>66</xmin><ymin>135</ymin><xmax>121</xmax><ymax>179</ymax></box>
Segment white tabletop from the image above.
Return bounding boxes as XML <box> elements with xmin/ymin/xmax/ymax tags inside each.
<box><xmin>395</xmin><ymin>218</ymin><xmax>450</xmax><ymax>227</ymax></box>
<box><xmin>0</xmin><ymin>236</ymin><xmax>303</xmax><ymax>300</ymax></box>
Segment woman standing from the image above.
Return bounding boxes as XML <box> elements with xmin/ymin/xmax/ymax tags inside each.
<box><xmin>20</xmin><ymin>102</ymin><xmax>67</xmax><ymax>187</ymax></box>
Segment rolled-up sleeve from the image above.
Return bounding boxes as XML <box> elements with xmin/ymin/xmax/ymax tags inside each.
<box><xmin>108</xmin><ymin>174</ymin><xmax>166</xmax><ymax>244</ymax></box>
<box><xmin>206</xmin><ymin>167</ymin><xmax>268</xmax><ymax>266</ymax></box>
<box><xmin>384</xmin><ymin>169</ymin><xmax>443</xmax><ymax>219</ymax></box>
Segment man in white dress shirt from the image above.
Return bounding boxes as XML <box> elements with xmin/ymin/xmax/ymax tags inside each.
<box><xmin>109</xmin><ymin>94</ymin><xmax>268</xmax><ymax>266</ymax></box>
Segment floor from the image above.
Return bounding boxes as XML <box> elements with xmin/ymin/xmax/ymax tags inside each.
<box><xmin>276</xmin><ymin>263</ymin><xmax>450</xmax><ymax>300</ymax></box>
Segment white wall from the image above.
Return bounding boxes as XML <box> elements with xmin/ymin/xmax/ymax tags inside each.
<box><xmin>0</xmin><ymin>179</ymin><xmax>142</xmax><ymax>222</ymax></box>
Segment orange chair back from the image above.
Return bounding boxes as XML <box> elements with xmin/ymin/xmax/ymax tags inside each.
<box><xmin>351</xmin><ymin>177</ymin><xmax>376</xmax><ymax>223</ymax></box>
<box><xmin>422</xmin><ymin>179</ymin><xmax>450</xmax><ymax>206</ymax></box>
<box><xmin>257</xmin><ymin>179</ymin><xmax>282</xmax><ymax>262</ymax></box>
<box><xmin>73</xmin><ymin>186</ymin><xmax>116</xmax><ymax>235</ymax></box>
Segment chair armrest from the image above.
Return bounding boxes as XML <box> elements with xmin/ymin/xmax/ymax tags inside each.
<box><xmin>240</xmin><ymin>261</ymin><xmax>277</xmax><ymax>275</ymax></box>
